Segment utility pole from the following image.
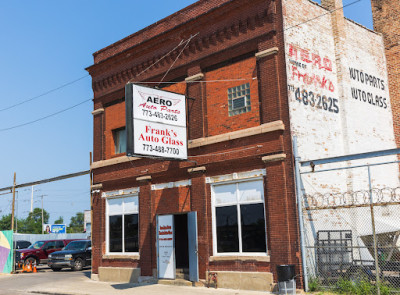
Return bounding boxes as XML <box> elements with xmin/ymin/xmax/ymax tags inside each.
<box><xmin>41</xmin><ymin>195</ymin><xmax>44</xmax><ymax>234</ymax></box>
<box><xmin>16</xmin><ymin>191</ymin><xmax>18</xmax><ymax>233</ymax></box>
<box><xmin>11</xmin><ymin>173</ymin><xmax>16</xmax><ymax>232</ymax></box>
<box><xmin>30</xmin><ymin>185</ymin><xmax>34</xmax><ymax>213</ymax></box>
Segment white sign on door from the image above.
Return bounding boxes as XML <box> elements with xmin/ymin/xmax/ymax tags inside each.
<box><xmin>157</xmin><ymin>215</ymin><xmax>175</xmax><ymax>279</ymax></box>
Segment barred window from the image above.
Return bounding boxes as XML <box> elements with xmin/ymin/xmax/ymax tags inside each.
<box><xmin>228</xmin><ymin>83</ymin><xmax>251</xmax><ymax>116</ymax></box>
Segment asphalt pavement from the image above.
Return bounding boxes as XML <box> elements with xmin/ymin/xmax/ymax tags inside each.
<box><xmin>0</xmin><ymin>267</ymin><xmax>276</xmax><ymax>295</ymax></box>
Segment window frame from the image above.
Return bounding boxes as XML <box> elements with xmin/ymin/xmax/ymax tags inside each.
<box><xmin>105</xmin><ymin>194</ymin><xmax>139</xmax><ymax>255</ymax></box>
<box><xmin>228</xmin><ymin>83</ymin><xmax>251</xmax><ymax>116</ymax></box>
<box><xmin>211</xmin><ymin>178</ymin><xmax>268</xmax><ymax>256</ymax></box>
<box><xmin>113</xmin><ymin>127</ymin><xmax>127</xmax><ymax>155</ymax></box>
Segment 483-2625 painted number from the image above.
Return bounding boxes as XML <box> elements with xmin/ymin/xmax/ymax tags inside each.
<box><xmin>295</xmin><ymin>87</ymin><xmax>339</xmax><ymax>114</ymax></box>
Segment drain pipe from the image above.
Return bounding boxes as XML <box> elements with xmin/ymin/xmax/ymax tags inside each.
<box><xmin>293</xmin><ymin>136</ymin><xmax>308</xmax><ymax>292</ymax></box>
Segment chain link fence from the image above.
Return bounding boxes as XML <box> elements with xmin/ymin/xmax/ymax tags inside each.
<box><xmin>303</xmin><ymin>188</ymin><xmax>400</xmax><ymax>292</ymax></box>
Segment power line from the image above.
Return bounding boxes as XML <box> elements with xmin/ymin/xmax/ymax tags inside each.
<box><xmin>0</xmin><ymin>170</ymin><xmax>90</xmax><ymax>193</ymax></box>
<box><xmin>283</xmin><ymin>0</ymin><xmax>362</xmax><ymax>32</ymax></box>
<box><xmin>158</xmin><ymin>33</ymin><xmax>198</xmax><ymax>87</ymax></box>
<box><xmin>0</xmin><ymin>98</ymin><xmax>91</xmax><ymax>132</ymax></box>
<box><xmin>0</xmin><ymin>75</ymin><xmax>89</xmax><ymax>113</ymax></box>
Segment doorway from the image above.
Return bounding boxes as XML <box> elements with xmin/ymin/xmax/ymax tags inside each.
<box><xmin>174</xmin><ymin>214</ymin><xmax>189</xmax><ymax>270</ymax></box>
<box><xmin>156</xmin><ymin>212</ymin><xmax>198</xmax><ymax>281</ymax></box>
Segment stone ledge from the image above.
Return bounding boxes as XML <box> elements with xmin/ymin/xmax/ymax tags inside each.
<box><xmin>255</xmin><ymin>47</ymin><xmax>279</xmax><ymax>59</ymax></box>
<box><xmin>102</xmin><ymin>254</ymin><xmax>140</xmax><ymax>260</ymax></box>
<box><xmin>185</xmin><ymin>73</ymin><xmax>204</xmax><ymax>82</ymax></box>
<box><xmin>91</xmin><ymin>183</ymin><xmax>103</xmax><ymax>190</ymax></box>
<box><xmin>262</xmin><ymin>153</ymin><xmax>287</xmax><ymax>163</ymax></box>
<box><xmin>189</xmin><ymin>120</ymin><xmax>284</xmax><ymax>148</ymax></box>
<box><xmin>91</xmin><ymin>156</ymin><xmax>139</xmax><ymax>170</ymax></box>
<box><xmin>91</xmin><ymin>121</ymin><xmax>284</xmax><ymax>170</ymax></box>
<box><xmin>209</xmin><ymin>255</ymin><xmax>270</xmax><ymax>262</ymax></box>
<box><xmin>91</xmin><ymin>108</ymin><xmax>104</xmax><ymax>116</ymax></box>
<box><xmin>136</xmin><ymin>175</ymin><xmax>151</xmax><ymax>182</ymax></box>
<box><xmin>188</xmin><ymin>166</ymin><xmax>206</xmax><ymax>173</ymax></box>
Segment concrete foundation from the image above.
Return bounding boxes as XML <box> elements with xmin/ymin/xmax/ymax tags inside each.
<box><xmin>206</xmin><ymin>271</ymin><xmax>274</xmax><ymax>292</ymax></box>
<box><xmin>98</xmin><ymin>267</ymin><xmax>141</xmax><ymax>283</ymax></box>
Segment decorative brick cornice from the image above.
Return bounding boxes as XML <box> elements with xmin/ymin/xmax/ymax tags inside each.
<box><xmin>90</xmin><ymin>8</ymin><xmax>273</xmax><ymax>95</ymax></box>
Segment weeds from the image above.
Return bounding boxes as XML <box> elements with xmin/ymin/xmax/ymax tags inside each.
<box><xmin>308</xmin><ymin>278</ymin><xmax>393</xmax><ymax>295</ymax></box>
<box><xmin>309</xmin><ymin>276</ymin><xmax>324</xmax><ymax>292</ymax></box>
<box><xmin>334</xmin><ymin>278</ymin><xmax>391</xmax><ymax>295</ymax></box>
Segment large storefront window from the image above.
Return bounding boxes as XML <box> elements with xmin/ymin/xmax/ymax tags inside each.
<box><xmin>106</xmin><ymin>196</ymin><xmax>139</xmax><ymax>253</ymax></box>
<box><xmin>212</xmin><ymin>180</ymin><xmax>267</xmax><ymax>255</ymax></box>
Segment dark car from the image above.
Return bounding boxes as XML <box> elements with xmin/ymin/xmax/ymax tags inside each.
<box><xmin>47</xmin><ymin>240</ymin><xmax>91</xmax><ymax>271</ymax></box>
<box><xmin>16</xmin><ymin>239</ymin><xmax>76</xmax><ymax>266</ymax></box>
<box><xmin>14</xmin><ymin>240</ymin><xmax>31</xmax><ymax>250</ymax></box>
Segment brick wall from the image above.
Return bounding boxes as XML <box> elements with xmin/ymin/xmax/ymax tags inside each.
<box><xmin>104</xmin><ymin>101</ymin><xmax>125</xmax><ymax>159</ymax></box>
<box><xmin>205</xmin><ymin>57</ymin><xmax>260</xmax><ymax>136</ymax></box>
<box><xmin>371</xmin><ymin>0</ymin><xmax>400</xmax><ymax>148</ymax></box>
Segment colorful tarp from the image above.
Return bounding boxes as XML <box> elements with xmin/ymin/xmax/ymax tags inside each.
<box><xmin>0</xmin><ymin>230</ymin><xmax>13</xmax><ymax>273</ymax></box>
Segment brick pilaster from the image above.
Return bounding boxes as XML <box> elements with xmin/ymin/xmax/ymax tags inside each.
<box><xmin>138</xmin><ymin>181</ymin><xmax>153</xmax><ymax>276</ymax></box>
<box><xmin>186</xmin><ymin>66</ymin><xmax>205</xmax><ymax>140</ymax></box>
<box><xmin>190</xmin><ymin>173</ymin><xmax>209</xmax><ymax>280</ymax></box>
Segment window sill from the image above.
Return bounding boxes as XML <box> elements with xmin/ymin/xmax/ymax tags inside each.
<box><xmin>209</xmin><ymin>255</ymin><xmax>270</xmax><ymax>262</ymax></box>
<box><xmin>102</xmin><ymin>254</ymin><xmax>140</xmax><ymax>260</ymax></box>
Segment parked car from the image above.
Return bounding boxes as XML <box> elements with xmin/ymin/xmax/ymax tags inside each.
<box><xmin>13</xmin><ymin>240</ymin><xmax>31</xmax><ymax>250</ymax></box>
<box><xmin>47</xmin><ymin>240</ymin><xmax>91</xmax><ymax>271</ymax></box>
<box><xmin>16</xmin><ymin>239</ymin><xmax>76</xmax><ymax>266</ymax></box>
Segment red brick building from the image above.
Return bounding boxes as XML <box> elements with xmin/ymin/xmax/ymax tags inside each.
<box><xmin>371</xmin><ymin>0</ymin><xmax>400</xmax><ymax>147</ymax></box>
<box><xmin>87</xmin><ymin>0</ymin><xmax>299</xmax><ymax>291</ymax></box>
<box><xmin>88</xmin><ymin>0</ymin><xmax>392</xmax><ymax>291</ymax></box>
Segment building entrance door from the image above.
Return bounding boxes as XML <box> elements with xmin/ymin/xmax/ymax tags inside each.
<box><xmin>156</xmin><ymin>212</ymin><xmax>198</xmax><ymax>282</ymax></box>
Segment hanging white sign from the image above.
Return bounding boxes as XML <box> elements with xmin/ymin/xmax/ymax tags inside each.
<box><xmin>126</xmin><ymin>83</ymin><xmax>187</xmax><ymax>160</ymax></box>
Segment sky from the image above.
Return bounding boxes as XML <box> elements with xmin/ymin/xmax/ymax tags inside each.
<box><xmin>0</xmin><ymin>0</ymin><xmax>373</xmax><ymax>227</ymax></box>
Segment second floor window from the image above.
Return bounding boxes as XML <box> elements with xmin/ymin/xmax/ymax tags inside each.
<box><xmin>228</xmin><ymin>83</ymin><xmax>251</xmax><ymax>116</ymax></box>
<box><xmin>113</xmin><ymin>128</ymin><xmax>126</xmax><ymax>154</ymax></box>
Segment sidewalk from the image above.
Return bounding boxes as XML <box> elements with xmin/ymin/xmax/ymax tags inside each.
<box><xmin>0</xmin><ymin>271</ymin><xmax>276</xmax><ymax>295</ymax></box>
<box><xmin>31</xmin><ymin>281</ymin><xmax>274</xmax><ymax>295</ymax></box>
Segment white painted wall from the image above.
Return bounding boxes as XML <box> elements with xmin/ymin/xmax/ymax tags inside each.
<box><xmin>283</xmin><ymin>0</ymin><xmax>399</xmax><ymax>196</ymax></box>
<box><xmin>282</xmin><ymin>0</ymin><xmax>400</xmax><ymax>264</ymax></box>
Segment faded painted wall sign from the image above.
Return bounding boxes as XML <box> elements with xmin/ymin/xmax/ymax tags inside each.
<box><xmin>349</xmin><ymin>67</ymin><xmax>387</xmax><ymax>109</ymax></box>
<box><xmin>283</xmin><ymin>0</ymin><xmax>398</xmax><ymax>195</ymax></box>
